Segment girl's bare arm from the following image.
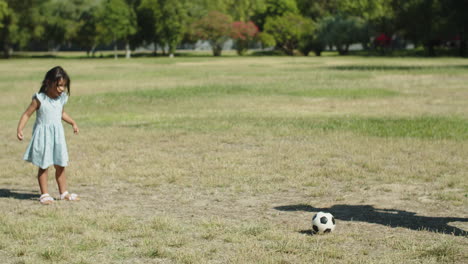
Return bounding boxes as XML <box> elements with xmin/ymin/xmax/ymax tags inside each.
<box><xmin>62</xmin><ymin>110</ymin><xmax>79</xmax><ymax>134</ymax></box>
<box><xmin>17</xmin><ymin>99</ymin><xmax>40</xmax><ymax>140</ymax></box>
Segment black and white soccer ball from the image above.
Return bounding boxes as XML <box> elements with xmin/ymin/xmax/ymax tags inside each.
<box><xmin>312</xmin><ymin>212</ymin><xmax>336</xmax><ymax>234</ymax></box>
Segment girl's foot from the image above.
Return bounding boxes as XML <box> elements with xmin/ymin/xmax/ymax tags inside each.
<box><xmin>60</xmin><ymin>191</ymin><xmax>79</xmax><ymax>201</ymax></box>
<box><xmin>39</xmin><ymin>193</ymin><xmax>54</xmax><ymax>205</ymax></box>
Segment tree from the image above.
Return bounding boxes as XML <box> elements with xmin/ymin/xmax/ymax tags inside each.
<box><xmin>98</xmin><ymin>0</ymin><xmax>137</xmax><ymax>59</ymax></box>
<box><xmin>252</xmin><ymin>0</ymin><xmax>298</xmax><ymax>31</ymax></box>
<box><xmin>319</xmin><ymin>15</ymin><xmax>367</xmax><ymax>55</ymax></box>
<box><xmin>298</xmin><ymin>0</ymin><xmax>393</xmax><ymax>50</ymax></box>
<box><xmin>227</xmin><ymin>0</ymin><xmax>265</xmax><ymax>21</ymax></box>
<box><xmin>191</xmin><ymin>11</ymin><xmax>232</xmax><ymax>56</ymax></box>
<box><xmin>299</xmin><ymin>19</ymin><xmax>327</xmax><ymax>56</ymax></box>
<box><xmin>74</xmin><ymin>5</ymin><xmax>100</xmax><ymax>56</ymax></box>
<box><xmin>38</xmin><ymin>0</ymin><xmax>86</xmax><ymax>51</ymax></box>
<box><xmin>159</xmin><ymin>0</ymin><xmax>187</xmax><ymax>57</ymax></box>
<box><xmin>230</xmin><ymin>21</ymin><xmax>259</xmax><ymax>55</ymax></box>
<box><xmin>0</xmin><ymin>1</ymin><xmax>8</xmax><ymax>28</ymax></box>
<box><xmin>263</xmin><ymin>13</ymin><xmax>314</xmax><ymax>55</ymax></box>
<box><xmin>296</xmin><ymin>0</ymin><xmax>336</xmax><ymax>19</ymax></box>
<box><xmin>0</xmin><ymin>0</ymin><xmax>46</xmax><ymax>58</ymax></box>
<box><xmin>447</xmin><ymin>0</ymin><xmax>468</xmax><ymax>56</ymax></box>
<box><xmin>392</xmin><ymin>0</ymin><xmax>450</xmax><ymax>56</ymax></box>
<box><xmin>136</xmin><ymin>0</ymin><xmax>162</xmax><ymax>54</ymax></box>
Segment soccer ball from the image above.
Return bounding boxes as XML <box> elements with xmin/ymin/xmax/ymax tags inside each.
<box><xmin>312</xmin><ymin>212</ymin><xmax>336</xmax><ymax>234</ymax></box>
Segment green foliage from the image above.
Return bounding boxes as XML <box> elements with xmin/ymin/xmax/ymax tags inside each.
<box><xmin>392</xmin><ymin>0</ymin><xmax>462</xmax><ymax>56</ymax></box>
<box><xmin>136</xmin><ymin>0</ymin><xmax>188</xmax><ymax>56</ymax></box>
<box><xmin>188</xmin><ymin>0</ymin><xmax>265</xmax><ymax>21</ymax></box>
<box><xmin>0</xmin><ymin>0</ymin><xmax>46</xmax><ymax>58</ymax></box>
<box><xmin>300</xmin><ymin>18</ymin><xmax>329</xmax><ymax>56</ymax></box>
<box><xmin>297</xmin><ymin>0</ymin><xmax>392</xmax><ymax>20</ymax></box>
<box><xmin>263</xmin><ymin>13</ymin><xmax>314</xmax><ymax>55</ymax></box>
<box><xmin>136</xmin><ymin>0</ymin><xmax>161</xmax><ymax>50</ymax></box>
<box><xmin>97</xmin><ymin>0</ymin><xmax>136</xmax><ymax>44</ymax></box>
<box><xmin>297</xmin><ymin>0</ymin><xmax>393</xmax><ymax>50</ymax></box>
<box><xmin>447</xmin><ymin>0</ymin><xmax>468</xmax><ymax>56</ymax></box>
<box><xmin>228</xmin><ymin>0</ymin><xmax>265</xmax><ymax>21</ymax></box>
<box><xmin>191</xmin><ymin>11</ymin><xmax>232</xmax><ymax>56</ymax></box>
<box><xmin>319</xmin><ymin>15</ymin><xmax>367</xmax><ymax>55</ymax></box>
<box><xmin>337</xmin><ymin>0</ymin><xmax>392</xmax><ymax>20</ymax></box>
<box><xmin>73</xmin><ymin>2</ymin><xmax>100</xmax><ymax>56</ymax></box>
<box><xmin>0</xmin><ymin>0</ymin><xmax>466</xmax><ymax>57</ymax></box>
<box><xmin>39</xmin><ymin>0</ymin><xmax>88</xmax><ymax>50</ymax></box>
<box><xmin>158</xmin><ymin>0</ymin><xmax>188</xmax><ymax>56</ymax></box>
<box><xmin>252</xmin><ymin>0</ymin><xmax>298</xmax><ymax>31</ymax></box>
<box><xmin>0</xmin><ymin>0</ymin><xmax>8</xmax><ymax>29</ymax></box>
<box><xmin>97</xmin><ymin>0</ymin><xmax>136</xmax><ymax>58</ymax></box>
<box><xmin>296</xmin><ymin>0</ymin><xmax>335</xmax><ymax>19</ymax></box>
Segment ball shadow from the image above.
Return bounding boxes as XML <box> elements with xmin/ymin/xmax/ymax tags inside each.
<box><xmin>275</xmin><ymin>204</ymin><xmax>467</xmax><ymax>237</ymax></box>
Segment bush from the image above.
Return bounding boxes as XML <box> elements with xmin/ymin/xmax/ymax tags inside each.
<box><xmin>263</xmin><ymin>13</ymin><xmax>314</xmax><ymax>56</ymax></box>
<box><xmin>319</xmin><ymin>15</ymin><xmax>368</xmax><ymax>55</ymax></box>
<box><xmin>231</xmin><ymin>21</ymin><xmax>259</xmax><ymax>56</ymax></box>
<box><xmin>191</xmin><ymin>11</ymin><xmax>232</xmax><ymax>56</ymax></box>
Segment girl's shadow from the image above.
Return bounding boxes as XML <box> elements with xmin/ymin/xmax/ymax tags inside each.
<box><xmin>274</xmin><ymin>204</ymin><xmax>467</xmax><ymax>237</ymax></box>
<box><xmin>0</xmin><ymin>189</ymin><xmax>37</xmax><ymax>200</ymax></box>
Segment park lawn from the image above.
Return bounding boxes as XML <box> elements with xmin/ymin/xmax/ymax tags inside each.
<box><xmin>0</xmin><ymin>54</ymin><xmax>467</xmax><ymax>263</ymax></box>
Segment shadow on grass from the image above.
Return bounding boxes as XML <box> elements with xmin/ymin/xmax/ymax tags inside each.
<box><xmin>0</xmin><ymin>189</ymin><xmax>37</xmax><ymax>200</ymax></box>
<box><xmin>275</xmin><ymin>204</ymin><xmax>467</xmax><ymax>237</ymax></box>
<box><xmin>329</xmin><ymin>65</ymin><xmax>468</xmax><ymax>71</ymax></box>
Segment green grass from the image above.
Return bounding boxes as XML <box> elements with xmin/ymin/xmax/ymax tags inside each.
<box><xmin>82</xmin><ymin>84</ymin><xmax>398</xmax><ymax>100</ymax></box>
<box><xmin>80</xmin><ymin>112</ymin><xmax>467</xmax><ymax>140</ymax></box>
<box><xmin>0</xmin><ymin>54</ymin><xmax>467</xmax><ymax>264</ymax></box>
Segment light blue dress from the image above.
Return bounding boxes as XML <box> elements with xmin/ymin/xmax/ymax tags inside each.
<box><xmin>23</xmin><ymin>92</ymin><xmax>69</xmax><ymax>169</ymax></box>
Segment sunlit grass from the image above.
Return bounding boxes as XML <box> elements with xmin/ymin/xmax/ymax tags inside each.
<box><xmin>0</xmin><ymin>55</ymin><xmax>467</xmax><ymax>263</ymax></box>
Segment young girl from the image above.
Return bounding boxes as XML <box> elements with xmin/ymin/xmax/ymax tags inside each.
<box><xmin>17</xmin><ymin>66</ymin><xmax>80</xmax><ymax>205</ymax></box>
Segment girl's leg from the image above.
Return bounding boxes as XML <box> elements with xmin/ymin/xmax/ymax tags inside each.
<box><xmin>54</xmin><ymin>165</ymin><xmax>67</xmax><ymax>195</ymax></box>
<box><xmin>38</xmin><ymin>168</ymin><xmax>49</xmax><ymax>194</ymax></box>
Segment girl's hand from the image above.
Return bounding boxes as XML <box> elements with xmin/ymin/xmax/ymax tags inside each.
<box><xmin>73</xmin><ymin>123</ymin><xmax>79</xmax><ymax>134</ymax></box>
<box><xmin>17</xmin><ymin>130</ymin><xmax>24</xmax><ymax>141</ymax></box>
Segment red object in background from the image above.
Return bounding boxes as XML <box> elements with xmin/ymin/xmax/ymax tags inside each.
<box><xmin>231</xmin><ymin>21</ymin><xmax>259</xmax><ymax>41</ymax></box>
<box><xmin>375</xmin><ymin>33</ymin><xmax>391</xmax><ymax>46</ymax></box>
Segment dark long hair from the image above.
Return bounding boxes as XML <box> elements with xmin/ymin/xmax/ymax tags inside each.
<box><xmin>39</xmin><ymin>66</ymin><xmax>71</xmax><ymax>95</ymax></box>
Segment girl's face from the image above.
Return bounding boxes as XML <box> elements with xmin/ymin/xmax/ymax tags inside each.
<box><xmin>47</xmin><ymin>79</ymin><xmax>67</xmax><ymax>98</ymax></box>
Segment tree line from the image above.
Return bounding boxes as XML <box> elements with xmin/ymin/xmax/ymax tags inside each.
<box><xmin>0</xmin><ymin>0</ymin><xmax>466</xmax><ymax>58</ymax></box>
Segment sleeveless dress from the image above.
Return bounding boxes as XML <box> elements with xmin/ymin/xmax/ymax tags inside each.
<box><xmin>23</xmin><ymin>92</ymin><xmax>69</xmax><ymax>169</ymax></box>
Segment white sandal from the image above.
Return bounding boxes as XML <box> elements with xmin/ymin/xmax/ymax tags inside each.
<box><xmin>60</xmin><ymin>191</ymin><xmax>79</xmax><ymax>201</ymax></box>
<box><xmin>39</xmin><ymin>193</ymin><xmax>54</xmax><ymax>205</ymax></box>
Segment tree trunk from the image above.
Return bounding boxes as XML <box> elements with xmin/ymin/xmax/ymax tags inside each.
<box><xmin>461</xmin><ymin>40</ymin><xmax>467</xmax><ymax>57</ymax></box>
<box><xmin>125</xmin><ymin>41</ymin><xmax>131</xmax><ymax>59</ymax></box>
<box><xmin>337</xmin><ymin>44</ymin><xmax>349</xmax><ymax>55</ymax></box>
<box><xmin>213</xmin><ymin>47</ymin><xmax>222</xmax><ymax>56</ymax></box>
<box><xmin>426</xmin><ymin>42</ymin><xmax>436</xmax><ymax>57</ymax></box>
<box><xmin>169</xmin><ymin>42</ymin><xmax>175</xmax><ymax>58</ymax></box>
<box><xmin>113</xmin><ymin>36</ymin><xmax>118</xmax><ymax>59</ymax></box>
<box><xmin>1</xmin><ymin>25</ymin><xmax>11</xmax><ymax>58</ymax></box>
<box><xmin>3</xmin><ymin>43</ymin><xmax>11</xmax><ymax>58</ymax></box>
<box><xmin>212</xmin><ymin>43</ymin><xmax>222</xmax><ymax>56</ymax></box>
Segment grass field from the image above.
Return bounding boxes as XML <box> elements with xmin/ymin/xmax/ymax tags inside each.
<box><xmin>0</xmin><ymin>54</ymin><xmax>467</xmax><ymax>263</ymax></box>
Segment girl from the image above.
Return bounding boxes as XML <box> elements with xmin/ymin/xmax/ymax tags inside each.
<box><xmin>17</xmin><ymin>66</ymin><xmax>80</xmax><ymax>205</ymax></box>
